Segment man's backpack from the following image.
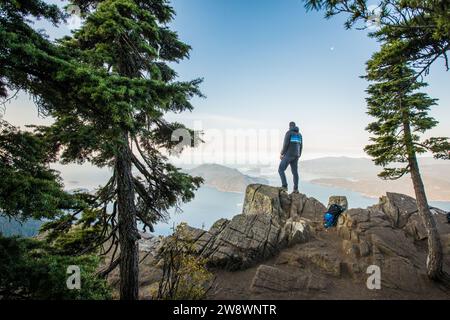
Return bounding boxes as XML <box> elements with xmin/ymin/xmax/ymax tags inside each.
<box><xmin>323</xmin><ymin>204</ymin><xmax>345</xmax><ymax>229</ymax></box>
<box><xmin>289</xmin><ymin>132</ymin><xmax>303</xmax><ymax>158</ymax></box>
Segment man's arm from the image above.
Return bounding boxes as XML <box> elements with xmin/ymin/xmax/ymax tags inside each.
<box><xmin>280</xmin><ymin>131</ymin><xmax>290</xmax><ymax>157</ymax></box>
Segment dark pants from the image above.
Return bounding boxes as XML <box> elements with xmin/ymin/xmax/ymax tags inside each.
<box><xmin>278</xmin><ymin>156</ymin><xmax>299</xmax><ymax>190</ymax></box>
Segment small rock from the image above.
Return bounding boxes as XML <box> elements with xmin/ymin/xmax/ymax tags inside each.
<box><xmin>250</xmin><ymin>265</ymin><xmax>309</xmax><ymax>293</ymax></box>
<box><xmin>359</xmin><ymin>241</ymin><xmax>371</xmax><ymax>257</ymax></box>
<box><xmin>327</xmin><ymin>196</ymin><xmax>348</xmax><ymax>210</ymax></box>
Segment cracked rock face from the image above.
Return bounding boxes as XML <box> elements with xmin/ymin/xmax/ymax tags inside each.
<box><xmin>334</xmin><ymin>193</ymin><xmax>450</xmax><ymax>293</ymax></box>
<box><xmin>170</xmin><ymin>184</ymin><xmax>318</xmax><ymax>271</ymax></box>
<box><xmin>368</xmin><ymin>192</ymin><xmax>450</xmax><ymax>241</ymax></box>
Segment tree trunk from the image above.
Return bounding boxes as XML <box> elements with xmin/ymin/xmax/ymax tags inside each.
<box><xmin>408</xmin><ymin>154</ymin><xmax>444</xmax><ymax>279</ymax></box>
<box><xmin>116</xmin><ymin>132</ymin><xmax>139</xmax><ymax>300</ymax></box>
<box><xmin>401</xmin><ymin>109</ymin><xmax>446</xmax><ymax>282</ymax></box>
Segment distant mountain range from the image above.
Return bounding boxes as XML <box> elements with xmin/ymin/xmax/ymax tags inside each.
<box><xmin>189</xmin><ymin>163</ymin><xmax>269</xmax><ymax>193</ymax></box>
<box><xmin>300</xmin><ymin>157</ymin><xmax>450</xmax><ymax>201</ymax></box>
<box><xmin>187</xmin><ymin>157</ymin><xmax>450</xmax><ymax>200</ymax></box>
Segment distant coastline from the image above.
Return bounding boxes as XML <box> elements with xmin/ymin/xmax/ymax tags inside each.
<box><xmin>310</xmin><ymin>177</ymin><xmax>450</xmax><ymax>202</ymax></box>
<box><xmin>188</xmin><ymin>163</ymin><xmax>269</xmax><ymax>193</ymax></box>
<box><xmin>201</xmin><ymin>184</ymin><xmax>245</xmax><ymax>194</ymax></box>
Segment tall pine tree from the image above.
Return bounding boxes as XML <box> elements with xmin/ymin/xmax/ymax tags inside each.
<box><xmin>364</xmin><ymin>55</ymin><xmax>450</xmax><ymax>285</ymax></box>
<box><xmin>42</xmin><ymin>0</ymin><xmax>203</xmax><ymax>299</ymax></box>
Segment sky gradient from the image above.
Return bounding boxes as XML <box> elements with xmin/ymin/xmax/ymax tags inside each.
<box><xmin>3</xmin><ymin>0</ymin><xmax>449</xmax><ymax>166</ymax></box>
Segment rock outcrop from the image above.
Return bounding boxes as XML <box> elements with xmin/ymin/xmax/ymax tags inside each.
<box><xmin>172</xmin><ymin>184</ymin><xmax>320</xmax><ymax>270</ymax></box>
<box><xmin>369</xmin><ymin>192</ymin><xmax>450</xmax><ymax>241</ymax></box>
<box><xmin>119</xmin><ymin>184</ymin><xmax>450</xmax><ymax>299</ymax></box>
<box><xmin>330</xmin><ymin>192</ymin><xmax>450</xmax><ymax>294</ymax></box>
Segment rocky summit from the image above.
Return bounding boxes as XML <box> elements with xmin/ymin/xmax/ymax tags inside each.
<box><xmin>108</xmin><ymin>184</ymin><xmax>450</xmax><ymax>299</ymax></box>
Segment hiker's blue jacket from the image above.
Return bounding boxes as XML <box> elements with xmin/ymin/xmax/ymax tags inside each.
<box><xmin>281</xmin><ymin>126</ymin><xmax>302</xmax><ymax>158</ymax></box>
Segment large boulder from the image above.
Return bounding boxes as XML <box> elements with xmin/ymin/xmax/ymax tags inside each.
<box><xmin>249</xmin><ymin>265</ymin><xmax>328</xmax><ymax>294</ymax></box>
<box><xmin>373</xmin><ymin>192</ymin><xmax>418</xmax><ymax>228</ymax></box>
<box><xmin>333</xmin><ymin>192</ymin><xmax>450</xmax><ymax>292</ymax></box>
<box><xmin>200</xmin><ymin>213</ymin><xmax>283</xmax><ymax>270</ymax></box>
<box><xmin>370</xmin><ymin>192</ymin><xmax>450</xmax><ymax>241</ymax></box>
<box><xmin>242</xmin><ymin>184</ymin><xmax>291</xmax><ymax>220</ymax></box>
<box><xmin>168</xmin><ymin>184</ymin><xmax>317</xmax><ymax>270</ymax></box>
<box><xmin>289</xmin><ymin>192</ymin><xmax>327</xmax><ymax>223</ymax></box>
<box><xmin>250</xmin><ymin>265</ymin><xmax>309</xmax><ymax>293</ymax></box>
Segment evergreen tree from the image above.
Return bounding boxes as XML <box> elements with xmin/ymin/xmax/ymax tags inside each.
<box><xmin>0</xmin><ymin>0</ymin><xmax>89</xmax><ymax>233</ymax></box>
<box><xmin>0</xmin><ymin>120</ymin><xmax>83</xmax><ymax>221</ymax></box>
<box><xmin>364</xmin><ymin>56</ymin><xmax>450</xmax><ymax>285</ymax></box>
<box><xmin>1</xmin><ymin>0</ymin><xmax>202</xmax><ymax>299</ymax></box>
<box><xmin>1</xmin><ymin>0</ymin><xmax>64</xmax><ymax>101</ymax></box>
<box><xmin>41</xmin><ymin>0</ymin><xmax>203</xmax><ymax>299</ymax></box>
<box><xmin>0</xmin><ymin>1</ymin><xmax>113</xmax><ymax>299</ymax></box>
<box><xmin>304</xmin><ymin>0</ymin><xmax>450</xmax><ymax>286</ymax></box>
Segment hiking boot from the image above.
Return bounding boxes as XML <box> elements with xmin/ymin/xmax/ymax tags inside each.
<box><xmin>280</xmin><ymin>186</ymin><xmax>288</xmax><ymax>193</ymax></box>
<box><xmin>292</xmin><ymin>189</ymin><xmax>299</xmax><ymax>194</ymax></box>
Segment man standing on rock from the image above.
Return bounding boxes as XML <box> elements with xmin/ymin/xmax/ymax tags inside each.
<box><xmin>279</xmin><ymin>121</ymin><xmax>303</xmax><ymax>193</ymax></box>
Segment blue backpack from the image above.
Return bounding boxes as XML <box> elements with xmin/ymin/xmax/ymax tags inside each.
<box><xmin>289</xmin><ymin>132</ymin><xmax>303</xmax><ymax>157</ymax></box>
<box><xmin>323</xmin><ymin>204</ymin><xmax>344</xmax><ymax>229</ymax></box>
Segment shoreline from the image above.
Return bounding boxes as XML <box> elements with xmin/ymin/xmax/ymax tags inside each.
<box><xmin>202</xmin><ymin>184</ymin><xmax>245</xmax><ymax>194</ymax></box>
<box><xmin>308</xmin><ymin>180</ymin><xmax>450</xmax><ymax>202</ymax></box>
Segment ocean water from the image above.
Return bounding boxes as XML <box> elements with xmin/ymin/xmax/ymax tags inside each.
<box><xmin>2</xmin><ymin>182</ymin><xmax>449</xmax><ymax>237</ymax></box>
<box><xmin>153</xmin><ymin>187</ymin><xmax>243</xmax><ymax>235</ymax></box>
<box><xmin>429</xmin><ymin>201</ymin><xmax>450</xmax><ymax>212</ymax></box>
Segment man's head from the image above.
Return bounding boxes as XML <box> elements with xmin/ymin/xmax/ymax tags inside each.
<box><xmin>289</xmin><ymin>121</ymin><xmax>296</xmax><ymax>129</ymax></box>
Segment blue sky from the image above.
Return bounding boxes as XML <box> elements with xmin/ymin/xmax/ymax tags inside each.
<box><xmin>3</xmin><ymin>0</ymin><xmax>450</xmax><ymax>165</ymax></box>
<box><xmin>166</xmin><ymin>0</ymin><xmax>450</xmax><ymax>158</ymax></box>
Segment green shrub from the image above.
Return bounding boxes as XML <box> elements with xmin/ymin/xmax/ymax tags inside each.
<box><xmin>0</xmin><ymin>235</ymin><xmax>111</xmax><ymax>300</ymax></box>
<box><xmin>156</xmin><ymin>223</ymin><xmax>214</xmax><ymax>300</ymax></box>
